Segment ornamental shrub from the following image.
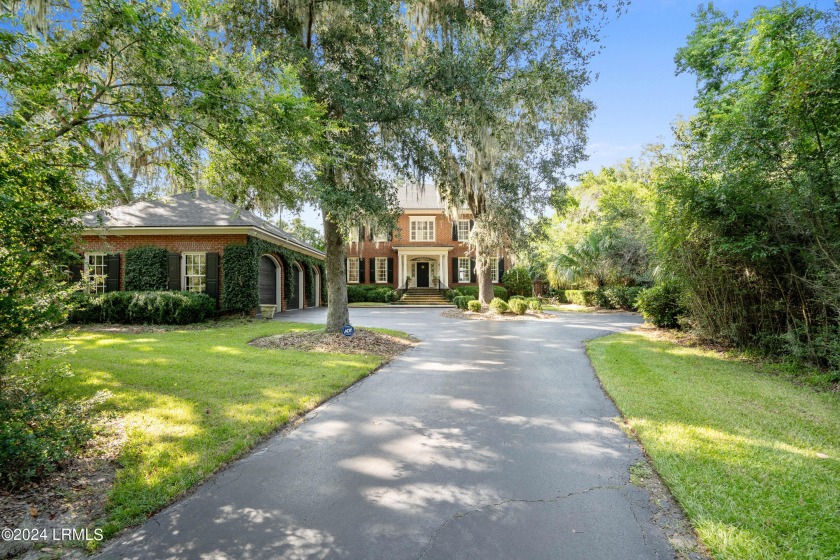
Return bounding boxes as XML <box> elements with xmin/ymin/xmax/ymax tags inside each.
<box><xmin>489</xmin><ymin>297</ymin><xmax>508</xmax><ymax>314</ymax></box>
<box><xmin>508</xmin><ymin>298</ymin><xmax>528</xmax><ymax>315</ymax></box>
<box><xmin>636</xmin><ymin>281</ymin><xmax>685</xmax><ymax>328</ymax></box>
<box><xmin>509</xmin><ymin>295</ymin><xmax>526</xmax><ymax>301</ymax></box>
<box><xmin>124</xmin><ymin>246</ymin><xmax>168</xmax><ymax>291</ymax></box>
<box><xmin>502</xmin><ymin>267</ymin><xmax>533</xmax><ymax>297</ymax></box>
<box><xmin>467</xmin><ymin>300</ymin><xmax>482</xmax><ymax>312</ymax></box>
<box><xmin>595</xmin><ymin>287</ymin><xmax>613</xmax><ymax>309</ymax></box>
<box><xmin>453</xmin><ymin>295</ymin><xmax>472</xmax><ymax>309</ymax></box>
<box><xmin>347</xmin><ymin>285</ymin><xmax>396</xmax><ymax>303</ymax></box>
<box><xmin>564</xmin><ymin>290</ymin><xmax>596</xmax><ymax>306</ymax></box>
<box><xmin>456</xmin><ymin>286</ymin><xmax>509</xmax><ymax>301</ymax></box>
<box><xmin>603</xmin><ymin>286</ymin><xmax>644</xmax><ymax>311</ymax></box>
<box><xmin>527</xmin><ymin>298</ymin><xmax>543</xmax><ymax>312</ymax></box>
<box><xmin>69</xmin><ymin>291</ymin><xmax>216</xmax><ymax>324</ymax></box>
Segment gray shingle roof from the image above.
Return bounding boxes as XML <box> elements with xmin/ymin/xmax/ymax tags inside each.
<box><xmin>82</xmin><ymin>191</ymin><xmax>324</xmax><ymax>257</ymax></box>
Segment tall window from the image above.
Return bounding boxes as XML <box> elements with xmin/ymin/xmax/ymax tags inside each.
<box><xmin>183</xmin><ymin>253</ymin><xmax>207</xmax><ymax>292</ymax></box>
<box><xmin>457</xmin><ymin>220</ymin><xmax>470</xmax><ymax>241</ymax></box>
<box><xmin>348</xmin><ymin>226</ymin><xmax>359</xmax><ymax>243</ymax></box>
<box><xmin>410</xmin><ymin>218</ymin><xmax>435</xmax><ymax>241</ymax></box>
<box><xmin>347</xmin><ymin>258</ymin><xmax>360</xmax><ymax>283</ymax></box>
<box><xmin>458</xmin><ymin>257</ymin><xmax>470</xmax><ymax>283</ymax></box>
<box><xmin>491</xmin><ymin>258</ymin><xmax>500</xmax><ymax>283</ymax></box>
<box><xmin>373</xmin><ymin>229</ymin><xmax>389</xmax><ymax>242</ymax></box>
<box><xmin>85</xmin><ymin>253</ymin><xmax>107</xmax><ymax>294</ymax></box>
<box><xmin>375</xmin><ymin>257</ymin><xmax>388</xmax><ymax>283</ymax></box>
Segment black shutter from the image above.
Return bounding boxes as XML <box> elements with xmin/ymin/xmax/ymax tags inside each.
<box><xmin>358</xmin><ymin>226</ymin><xmax>364</xmax><ymax>241</ymax></box>
<box><xmin>452</xmin><ymin>223</ymin><xmax>458</xmax><ymax>241</ymax></box>
<box><xmin>69</xmin><ymin>259</ymin><xmax>83</xmax><ymax>282</ymax></box>
<box><xmin>470</xmin><ymin>259</ymin><xmax>477</xmax><ymax>283</ymax></box>
<box><xmin>452</xmin><ymin>257</ymin><xmax>458</xmax><ymax>283</ymax></box>
<box><xmin>469</xmin><ymin>220</ymin><xmax>474</xmax><ymax>231</ymax></box>
<box><xmin>369</xmin><ymin>228</ymin><xmax>374</xmax><ymax>241</ymax></box>
<box><xmin>359</xmin><ymin>258</ymin><xmax>365</xmax><ymax>283</ymax></box>
<box><xmin>498</xmin><ymin>258</ymin><xmax>505</xmax><ymax>283</ymax></box>
<box><xmin>105</xmin><ymin>254</ymin><xmax>121</xmax><ymax>292</ymax></box>
<box><xmin>387</xmin><ymin>258</ymin><xmax>394</xmax><ymax>283</ymax></box>
<box><xmin>205</xmin><ymin>253</ymin><xmax>219</xmax><ymax>301</ymax></box>
<box><xmin>388</xmin><ymin>230</ymin><xmax>393</xmax><ymax>241</ymax></box>
<box><xmin>167</xmin><ymin>253</ymin><xmax>181</xmax><ymax>290</ymax></box>
<box><xmin>369</xmin><ymin>258</ymin><xmax>376</xmax><ymax>283</ymax></box>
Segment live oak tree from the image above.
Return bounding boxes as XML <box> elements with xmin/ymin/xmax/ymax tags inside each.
<box><xmin>1</xmin><ymin>0</ymin><xmax>325</xmax><ymax>206</ymax></box>
<box><xmin>417</xmin><ymin>0</ymin><xmax>623</xmax><ymax>304</ymax></box>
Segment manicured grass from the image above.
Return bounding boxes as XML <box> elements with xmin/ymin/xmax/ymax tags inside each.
<box><xmin>587</xmin><ymin>331</ymin><xmax>840</xmax><ymax>560</ymax></box>
<box><xmin>40</xmin><ymin>321</ymin><xmax>398</xmax><ymax>540</ymax></box>
<box><xmin>544</xmin><ymin>304</ymin><xmax>596</xmax><ymax>313</ymax></box>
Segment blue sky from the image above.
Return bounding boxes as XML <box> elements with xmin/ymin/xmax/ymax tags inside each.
<box><xmin>288</xmin><ymin>0</ymin><xmax>838</xmax><ymax>229</ymax></box>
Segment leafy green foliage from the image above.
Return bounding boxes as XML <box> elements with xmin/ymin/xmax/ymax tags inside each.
<box><xmin>502</xmin><ymin>267</ymin><xmax>533</xmax><ymax>298</ymax></box>
<box><xmin>564</xmin><ymin>290</ymin><xmax>596</xmax><ymax>307</ymax></box>
<box><xmin>124</xmin><ymin>247</ymin><xmax>168</xmax><ymax>291</ymax></box>
<box><xmin>467</xmin><ymin>300</ymin><xmax>482</xmax><ymax>312</ymax></box>
<box><xmin>527</xmin><ymin>298</ymin><xmax>543</xmax><ymax>312</ymax></box>
<box><xmin>636</xmin><ymin>282</ymin><xmax>685</xmax><ymax>329</ymax></box>
<box><xmin>221</xmin><ymin>245</ymin><xmax>259</xmax><ymax>313</ymax></box>
<box><xmin>278</xmin><ymin>217</ymin><xmax>325</xmax><ymax>251</ymax></box>
<box><xmin>654</xmin><ymin>3</ymin><xmax>840</xmax><ymax>369</ymax></box>
<box><xmin>347</xmin><ymin>286</ymin><xmax>397</xmax><ymax>304</ymax></box>
<box><xmin>70</xmin><ymin>291</ymin><xmax>217</xmax><ymax>325</ymax></box>
<box><xmin>456</xmin><ymin>286</ymin><xmax>509</xmax><ymax>302</ymax></box>
<box><xmin>508</xmin><ymin>299</ymin><xmax>528</xmax><ymax>315</ymax></box>
<box><xmin>601</xmin><ymin>286</ymin><xmax>643</xmax><ymax>311</ymax></box>
<box><xmin>453</xmin><ymin>295</ymin><xmax>477</xmax><ymax>310</ymax></box>
<box><xmin>489</xmin><ymin>298</ymin><xmax>509</xmax><ymax>314</ymax></box>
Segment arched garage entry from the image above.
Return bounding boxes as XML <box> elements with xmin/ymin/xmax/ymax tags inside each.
<box><xmin>288</xmin><ymin>262</ymin><xmax>305</xmax><ymax>310</ymax></box>
<box><xmin>259</xmin><ymin>255</ymin><xmax>282</xmax><ymax>311</ymax></box>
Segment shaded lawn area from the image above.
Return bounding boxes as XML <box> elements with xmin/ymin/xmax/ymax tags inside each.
<box><xmin>39</xmin><ymin>321</ymin><xmax>397</xmax><ymax>541</ymax></box>
<box><xmin>587</xmin><ymin>330</ymin><xmax>839</xmax><ymax>560</ymax></box>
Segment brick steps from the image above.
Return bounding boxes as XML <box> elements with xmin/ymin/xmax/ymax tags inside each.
<box><xmin>399</xmin><ymin>288</ymin><xmax>452</xmax><ymax>305</ymax></box>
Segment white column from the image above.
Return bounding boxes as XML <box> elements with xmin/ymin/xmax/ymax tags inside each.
<box><xmin>439</xmin><ymin>254</ymin><xmax>444</xmax><ymax>288</ymax></box>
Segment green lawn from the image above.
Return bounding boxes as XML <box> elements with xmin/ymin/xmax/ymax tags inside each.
<box><xmin>587</xmin><ymin>331</ymin><xmax>840</xmax><ymax>560</ymax></box>
<box><xmin>40</xmin><ymin>321</ymin><xmax>396</xmax><ymax>540</ymax></box>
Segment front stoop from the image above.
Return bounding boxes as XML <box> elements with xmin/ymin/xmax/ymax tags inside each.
<box><xmin>398</xmin><ymin>288</ymin><xmax>452</xmax><ymax>306</ymax></box>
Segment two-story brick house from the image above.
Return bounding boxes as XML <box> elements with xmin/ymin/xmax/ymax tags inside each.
<box><xmin>346</xmin><ymin>186</ymin><xmax>509</xmax><ymax>290</ymax></box>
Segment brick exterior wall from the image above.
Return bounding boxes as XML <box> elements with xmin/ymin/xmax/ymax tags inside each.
<box><xmin>78</xmin><ymin>233</ymin><xmax>322</xmax><ymax>311</ymax></box>
<box><xmin>345</xmin><ymin>212</ymin><xmax>510</xmax><ymax>289</ymax></box>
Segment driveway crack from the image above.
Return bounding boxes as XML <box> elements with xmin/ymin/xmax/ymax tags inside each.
<box><xmin>417</xmin><ymin>484</ymin><xmax>623</xmax><ymax>560</ymax></box>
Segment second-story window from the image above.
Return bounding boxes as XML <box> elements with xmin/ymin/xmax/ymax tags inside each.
<box><xmin>410</xmin><ymin>218</ymin><xmax>435</xmax><ymax>241</ymax></box>
<box><xmin>458</xmin><ymin>220</ymin><xmax>470</xmax><ymax>241</ymax></box>
<box><xmin>373</xmin><ymin>229</ymin><xmax>389</xmax><ymax>242</ymax></box>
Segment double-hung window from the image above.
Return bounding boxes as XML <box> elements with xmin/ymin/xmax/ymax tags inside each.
<box><xmin>457</xmin><ymin>220</ymin><xmax>471</xmax><ymax>241</ymax></box>
<box><xmin>347</xmin><ymin>258</ymin><xmax>360</xmax><ymax>283</ymax></box>
<box><xmin>84</xmin><ymin>253</ymin><xmax>107</xmax><ymax>294</ymax></box>
<box><xmin>491</xmin><ymin>258</ymin><xmax>500</xmax><ymax>283</ymax></box>
<box><xmin>375</xmin><ymin>257</ymin><xmax>388</xmax><ymax>283</ymax></box>
<box><xmin>410</xmin><ymin>218</ymin><xmax>435</xmax><ymax>241</ymax></box>
<box><xmin>183</xmin><ymin>253</ymin><xmax>207</xmax><ymax>293</ymax></box>
<box><xmin>373</xmin><ymin>229</ymin><xmax>389</xmax><ymax>243</ymax></box>
<box><xmin>458</xmin><ymin>257</ymin><xmax>471</xmax><ymax>283</ymax></box>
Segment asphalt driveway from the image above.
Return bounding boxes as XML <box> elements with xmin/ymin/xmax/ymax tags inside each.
<box><xmin>98</xmin><ymin>308</ymin><xmax>679</xmax><ymax>559</ymax></box>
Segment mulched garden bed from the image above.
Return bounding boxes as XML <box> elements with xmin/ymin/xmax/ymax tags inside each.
<box><xmin>250</xmin><ymin>328</ymin><xmax>417</xmax><ymax>357</ymax></box>
<box><xmin>441</xmin><ymin>308</ymin><xmax>557</xmax><ymax>321</ymax></box>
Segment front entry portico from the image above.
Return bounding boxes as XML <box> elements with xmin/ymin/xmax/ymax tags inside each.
<box><xmin>393</xmin><ymin>246</ymin><xmax>452</xmax><ymax>289</ymax></box>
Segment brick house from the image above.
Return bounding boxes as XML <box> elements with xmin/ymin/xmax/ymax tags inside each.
<box><xmin>346</xmin><ymin>186</ymin><xmax>510</xmax><ymax>290</ymax></box>
<box><xmin>78</xmin><ymin>191</ymin><xmax>325</xmax><ymax>313</ymax></box>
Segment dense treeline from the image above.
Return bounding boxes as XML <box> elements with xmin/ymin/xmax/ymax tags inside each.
<box><xmin>539</xmin><ymin>3</ymin><xmax>840</xmax><ymax>376</ymax></box>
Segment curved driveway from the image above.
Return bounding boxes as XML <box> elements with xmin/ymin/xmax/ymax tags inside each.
<box><xmin>99</xmin><ymin>308</ymin><xmax>678</xmax><ymax>559</ymax></box>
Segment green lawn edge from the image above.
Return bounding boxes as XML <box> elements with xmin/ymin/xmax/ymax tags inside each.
<box><xmin>587</xmin><ymin>331</ymin><xmax>840</xmax><ymax>560</ymax></box>
<box><xmin>40</xmin><ymin>321</ymin><xmax>411</xmax><ymax>545</ymax></box>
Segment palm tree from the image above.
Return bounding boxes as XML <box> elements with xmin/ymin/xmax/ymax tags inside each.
<box><xmin>548</xmin><ymin>231</ymin><xmax>614</xmax><ymax>289</ymax></box>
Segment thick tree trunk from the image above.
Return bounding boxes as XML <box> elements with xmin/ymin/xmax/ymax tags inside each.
<box><xmin>323</xmin><ymin>211</ymin><xmax>349</xmax><ymax>333</ymax></box>
<box><xmin>476</xmin><ymin>244</ymin><xmax>494</xmax><ymax>304</ymax></box>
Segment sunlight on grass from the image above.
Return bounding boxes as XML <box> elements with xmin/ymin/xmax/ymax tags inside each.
<box><xmin>37</xmin><ymin>321</ymin><xmax>399</xmax><ymax>541</ymax></box>
<box><xmin>588</xmin><ymin>331</ymin><xmax>840</xmax><ymax>560</ymax></box>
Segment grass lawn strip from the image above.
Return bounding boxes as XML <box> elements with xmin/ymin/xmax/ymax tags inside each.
<box><xmin>587</xmin><ymin>329</ymin><xmax>840</xmax><ymax>560</ymax></box>
<box><xmin>39</xmin><ymin>321</ymin><xmax>410</xmax><ymax>544</ymax></box>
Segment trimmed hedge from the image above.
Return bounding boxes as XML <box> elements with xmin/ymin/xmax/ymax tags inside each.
<box><xmin>347</xmin><ymin>285</ymin><xmax>397</xmax><ymax>303</ymax></box>
<box><xmin>527</xmin><ymin>298</ymin><xmax>543</xmax><ymax>312</ymax></box>
<box><xmin>124</xmin><ymin>246</ymin><xmax>168</xmax><ymax>291</ymax></box>
<box><xmin>467</xmin><ymin>300</ymin><xmax>482</xmax><ymax>312</ymax></box>
<box><xmin>489</xmin><ymin>297</ymin><xmax>509</xmax><ymax>313</ymax></box>
<box><xmin>69</xmin><ymin>291</ymin><xmax>217</xmax><ymax>324</ymax></box>
<box><xmin>509</xmin><ymin>299</ymin><xmax>528</xmax><ymax>315</ymax></box>
<box><xmin>453</xmin><ymin>295</ymin><xmax>477</xmax><ymax>309</ymax></box>
<box><xmin>597</xmin><ymin>286</ymin><xmax>644</xmax><ymax>311</ymax></box>
<box><xmin>456</xmin><ymin>286</ymin><xmax>509</xmax><ymax>301</ymax></box>
<box><xmin>564</xmin><ymin>290</ymin><xmax>596</xmax><ymax>306</ymax></box>
<box><xmin>501</xmin><ymin>267</ymin><xmax>533</xmax><ymax>297</ymax></box>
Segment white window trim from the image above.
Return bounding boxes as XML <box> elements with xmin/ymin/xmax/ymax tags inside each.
<box><xmin>409</xmin><ymin>217</ymin><xmax>435</xmax><ymax>242</ymax></box>
<box><xmin>373</xmin><ymin>229</ymin><xmax>389</xmax><ymax>243</ymax></box>
<box><xmin>83</xmin><ymin>252</ymin><xmax>107</xmax><ymax>294</ymax></box>
<box><xmin>348</xmin><ymin>226</ymin><xmax>359</xmax><ymax>243</ymax></box>
<box><xmin>347</xmin><ymin>257</ymin><xmax>360</xmax><ymax>283</ymax></box>
<box><xmin>457</xmin><ymin>220</ymin><xmax>470</xmax><ymax>241</ymax></box>
<box><xmin>491</xmin><ymin>257</ymin><xmax>500</xmax><ymax>283</ymax></box>
<box><xmin>375</xmin><ymin>257</ymin><xmax>388</xmax><ymax>283</ymax></box>
<box><xmin>182</xmin><ymin>252</ymin><xmax>207</xmax><ymax>293</ymax></box>
<box><xmin>458</xmin><ymin>257</ymin><xmax>470</xmax><ymax>283</ymax></box>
